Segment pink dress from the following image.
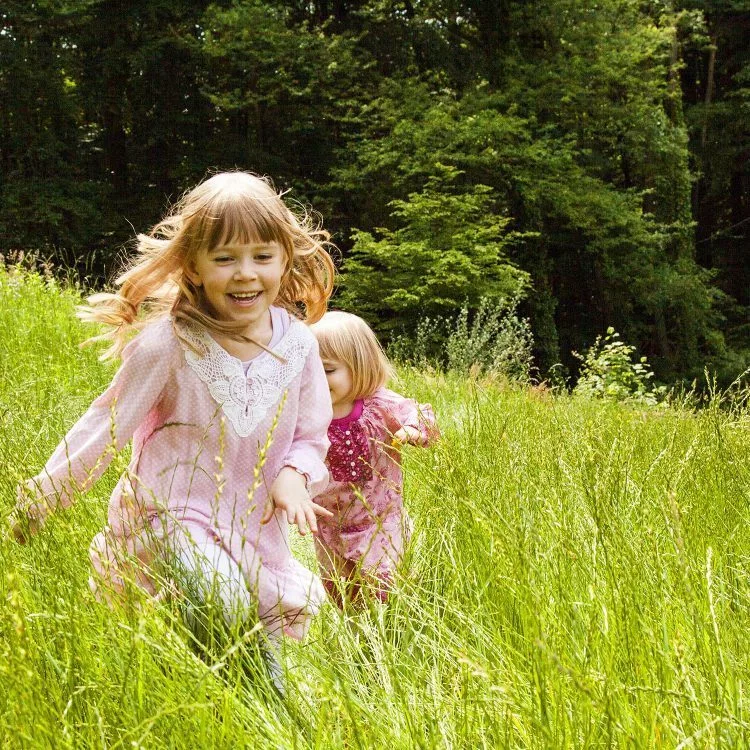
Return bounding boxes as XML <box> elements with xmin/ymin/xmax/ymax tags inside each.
<box><xmin>21</xmin><ymin>306</ymin><xmax>331</xmax><ymax>639</ymax></box>
<box><xmin>314</xmin><ymin>387</ymin><xmax>437</xmax><ymax>604</ymax></box>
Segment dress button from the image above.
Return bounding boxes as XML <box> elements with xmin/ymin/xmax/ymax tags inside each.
<box><xmin>345</xmin><ymin>430</ymin><xmax>350</xmax><ymax>435</ymax></box>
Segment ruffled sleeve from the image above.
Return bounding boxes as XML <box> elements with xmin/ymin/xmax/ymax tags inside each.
<box><xmin>365</xmin><ymin>387</ymin><xmax>439</xmax><ymax>445</ymax></box>
<box><xmin>18</xmin><ymin>318</ymin><xmax>179</xmax><ymax>525</ymax></box>
<box><xmin>281</xmin><ymin>333</ymin><xmax>332</xmax><ymax>497</ymax></box>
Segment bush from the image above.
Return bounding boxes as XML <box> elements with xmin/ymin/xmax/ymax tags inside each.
<box><xmin>445</xmin><ymin>296</ymin><xmax>534</xmax><ymax>381</ymax></box>
<box><xmin>389</xmin><ymin>296</ymin><xmax>534</xmax><ymax>383</ymax></box>
<box><xmin>573</xmin><ymin>327</ymin><xmax>666</xmax><ymax>405</ymax></box>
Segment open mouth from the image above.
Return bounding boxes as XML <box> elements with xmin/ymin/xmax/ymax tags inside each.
<box><xmin>227</xmin><ymin>291</ymin><xmax>261</xmax><ymax>304</ymax></box>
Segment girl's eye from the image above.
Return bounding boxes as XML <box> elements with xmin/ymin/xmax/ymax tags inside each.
<box><xmin>255</xmin><ymin>254</ymin><xmax>273</xmax><ymax>261</ymax></box>
<box><xmin>324</xmin><ymin>368</ymin><xmax>335</xmax><ymax>374</ymax></box>
<box><xmin>214</xmin><ymin>256</ymin><xmax>233</xmax><ymax>263</ymax></box>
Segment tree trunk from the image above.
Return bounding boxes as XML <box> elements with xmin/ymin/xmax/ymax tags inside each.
<box><xmin>470</xmin><ymin>0</ymin><xmax>510</xmax><ymax>87</ymax></box>
<box><xmin>701</xmin><ymin>37</ymin><xmax>716</xmax><ymax>148</ymax></box>
<box><xmin>103</xmin><ymin>71</ymin><xmax>128</xmax><ymax>198</ymax></box>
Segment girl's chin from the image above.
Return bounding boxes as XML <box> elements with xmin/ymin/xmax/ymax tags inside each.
<box><xmin>212</xmin><ymin>307</ymin><xmax>270</xmax><ymax>333</ymax></box>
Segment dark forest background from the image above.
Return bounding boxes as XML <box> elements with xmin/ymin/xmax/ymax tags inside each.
<box><xmin>1</xmin><ymin>0</ymin><xmax>747</xmax><ymax>382</ymax></box>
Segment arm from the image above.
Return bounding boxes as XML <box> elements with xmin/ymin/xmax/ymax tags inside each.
<box><xmin>279</xmin><ymin>337</ymin><xmax>333</xmax><ymax>497</ymax></box>
<box><xmin>375</xmin><ymin>387</ymin><xmax>439</xmax><ymax>447</ymax></box>
<box><xmin>13</xmin><ymin>321</ymin><xmax>176</xmax><ymax>539</ymax></box>
<box><xmin>261</xmin><ymin>337</ymin><xmax>333</xmax><ymax>535</ymax></box>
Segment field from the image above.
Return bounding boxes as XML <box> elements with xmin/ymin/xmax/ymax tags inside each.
<box><xmin>1</xmin><ymin>266</ymin><xmax>748</xmax><ymax>748</ymax></box>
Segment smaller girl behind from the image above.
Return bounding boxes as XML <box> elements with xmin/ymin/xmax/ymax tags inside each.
<box><xmin>310</xmin><ymin>311</ymin><xmax>438</xmax><ymax>606</ymax></box>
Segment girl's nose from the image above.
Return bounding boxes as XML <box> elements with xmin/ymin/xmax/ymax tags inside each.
<box><xmin>234</xmin><ymin>259</ymin><xmax>258</xmax><ymax>280</ymax></box>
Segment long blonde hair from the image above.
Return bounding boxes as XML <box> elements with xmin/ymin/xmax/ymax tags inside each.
<box><xmin>79</xmin><ymin>171</ymin><xmax>335</xmax><ymax>359</ymax></box>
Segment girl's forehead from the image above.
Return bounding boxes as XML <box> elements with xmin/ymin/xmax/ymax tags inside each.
<box><xmin>205</xmin><ymin>207</ymin><xmax>286</xmax><ymax>249</ymax></box>
<box><xmin>209</xmin><ymin>240</ymin><xmax>281</xmax><ymax>251</ymax></box>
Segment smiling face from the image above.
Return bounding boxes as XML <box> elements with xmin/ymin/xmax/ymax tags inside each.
<box><xmin>186</xmin><ymin>241</ymin><xmax>286</xmax><ymax>339</ymax></box>
<box><xmin>322</xmin><ymin>358</ymin><xmax>355</xmax><ymax>415</ymax></box>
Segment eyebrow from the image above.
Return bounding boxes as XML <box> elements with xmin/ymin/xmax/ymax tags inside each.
<box><xmin>208</xmin><ymin>242</ymin><xmax>279</xmax><ymax>254</ymax></box>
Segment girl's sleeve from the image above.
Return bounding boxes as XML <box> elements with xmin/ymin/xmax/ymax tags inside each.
<box><xmin>18</xmin><ymin>321</ymin><xmax>178</xmax><ymax>525</ymax></box>
<box><xmin>281</xmin><ymin>337</ymin><xmax>332</xmax><ymax>498</ymax></box>
<box><xmin>370</xmin><ymin>387</ymin><xmax>439</xmax><ymax>445</ymax></box>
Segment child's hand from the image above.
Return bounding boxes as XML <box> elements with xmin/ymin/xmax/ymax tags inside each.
<box><xmin>391</xmin><ymin>425</ymin><xmax>425</xmax><ymax>447</ymax></box>
<box><xmin>261</xmin><ymin>466</ymin><xmax>333</xmax><ymax>535</ymax></box>
<box><xmin>8</xmin><ymin>510</ymin><xmax>41</xmax><ymax>545</ymax></box>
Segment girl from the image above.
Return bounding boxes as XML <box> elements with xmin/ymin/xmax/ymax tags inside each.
<box><xmin>11</xmin><ymin>171</ymin><xmax>335</xmax><ymax>661</ymax></box>
<box><xmin>309</xmin><ymin>311</ymin><xmax>438</xmax><ymax>606</ymax></box>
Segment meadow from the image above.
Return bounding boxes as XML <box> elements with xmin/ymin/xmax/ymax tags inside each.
<box><xmin>0</xmin><ymin>265</ymin><xmax>748</xmax><ymax>748</ymax></box>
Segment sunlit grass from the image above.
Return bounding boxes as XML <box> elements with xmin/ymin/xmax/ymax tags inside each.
<box><xmin>1</xmin><ymin>264</ymin><xmax>749</xmax><ymax>747</ymax></box>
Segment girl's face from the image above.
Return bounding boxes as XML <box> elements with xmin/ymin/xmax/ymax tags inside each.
<box><xmin>186</xmin><ymin>241</ymin><xmax>286</xmax><ymax>336</ymax></box>
<box><xmin>322</xmin><ymin>358</ymin><xmax>354</xmax><ymax>408</ymax></box>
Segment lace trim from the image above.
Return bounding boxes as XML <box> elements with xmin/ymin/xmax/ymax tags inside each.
<box><xmin>178</xmin><ymin>320</ymin><xmax>312</xmax><ymax>437</ymax></box>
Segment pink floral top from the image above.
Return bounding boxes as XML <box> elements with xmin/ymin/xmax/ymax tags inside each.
<box><xmin>21</xmin><ymin>307</ymin><xmax>331</xmax><ymax>639</ymax></box>
<box><xmin>315</xmin><ymin>388</ymin><xmax>437</xmax><ymax>571</ymax></box>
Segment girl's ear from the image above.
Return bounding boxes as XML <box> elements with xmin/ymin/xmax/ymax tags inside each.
<box><xmin>183</xmin><ymin>262</ymin><xmax>202</xmax><ymax>287</ymax></box>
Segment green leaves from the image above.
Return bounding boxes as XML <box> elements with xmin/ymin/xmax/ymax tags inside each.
<box><xmin>573</xmin><ymin>328</ymin><xmax>667</xmax><ymax>405</ymax></box>
<box><xmin>337</xmin><ymin>167</ymin><xmax>529</xmax><ymax>328</ymax></box>
<box><xmin>0</xmin><ymin>0</ymin><xmax>744</xmax><ymax>381</ymax></box>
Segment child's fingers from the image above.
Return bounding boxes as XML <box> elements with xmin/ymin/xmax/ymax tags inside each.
<box><xmin>260</xmin><ymin>499</ymin><xmax>275</xmax><ymax>525</ymax></box>
<box><xmin>295</xmin><ymin>507</ymin><xmax>310</xmax><ymax>536</ymax></box>
<box><xmin>295</xmin><ymin>503</ymin><xmax>331</xmax><ymax>536</ymax></box>
<box><xmin>304</xmin><ymin>506</ymin><xmax>318</xmax><ymax>535</ymax></box>
<box><xmin>311</xmin><ymin>502</ymin><xmax>334</xmax><ymax>518</ymax></box>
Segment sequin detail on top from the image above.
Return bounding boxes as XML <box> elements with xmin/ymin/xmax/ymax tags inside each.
<box><xmin>327</xmin><ymin>402</ymin><xmax>372</xmax><ymax>484</ymax></box>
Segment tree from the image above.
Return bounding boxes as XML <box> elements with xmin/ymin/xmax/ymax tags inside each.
<box><xmin>0</xmin><ymin>2</ymin><xmax>104</xmax><ymax>258</ymax></box>
<box><xmin>678</xmin><ymin>0</ymin><xmax>750</xmax><ymax>378</ymax></box>
<box><xmin>337</xmin><ymin>167</ymin><xmax>530</xmax><ymax>330</ymax></box>
<box><xmin>331</xmin><ymin>0</ymin><xmax>727</xmax><ymax>378</ymax></box>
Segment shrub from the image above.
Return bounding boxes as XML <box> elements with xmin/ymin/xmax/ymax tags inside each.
<box><xmin>573</xmin><ymin>327</ymin><xmax>666</xmax><ymax>405</ymax></box>
<box><xmin>445</xmin><ymin>296</ymin><xmax>534</xmax><ymax>382</ymax></box>
<box><xmin>389</xmin><ymin>296</ymin><xmax>534</xmax><ymax>383</ymax></box>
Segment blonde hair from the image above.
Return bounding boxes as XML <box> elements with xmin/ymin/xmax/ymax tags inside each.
<box><xmin>79</xmin><ymin>171</ymin><xmax>335</xmax><ymax>359</ymax></box>
<box><xmin>310</xmin><ymin>311</ymin><xmax>393</xmax><ymax>400</ymax></box>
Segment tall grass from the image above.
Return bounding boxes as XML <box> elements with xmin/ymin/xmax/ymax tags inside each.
<box><xmin>1</xmin><ymin>265</ymin><xmax>749</xmax><ymax>748</ymax></box>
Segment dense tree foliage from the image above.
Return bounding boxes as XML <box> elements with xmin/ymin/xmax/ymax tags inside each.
<box><xmin>678</xmin><ymin>0</ymin><xmax>750</xmax><ymax>376</ymax></box>
<box><xmin>0</xmin><ymin>0</ymin><xmax>746</xmax><ymax>381</ymax></box>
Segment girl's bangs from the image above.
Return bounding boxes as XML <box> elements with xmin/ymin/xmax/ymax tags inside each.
<box><xmin>317</xmin><ymin>333</ymin><xmax>353</xmax><ymax>369</ymax></box>
<box><xmin>202</xmin><ymin>193</ymin><xmax>290</xmax><ymax>252</ymax></box>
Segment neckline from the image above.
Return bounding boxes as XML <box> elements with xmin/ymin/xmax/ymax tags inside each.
<box><xmin>331</xmin><ymin>399</ymin><xmax>364</xmax><ymax>426</ymax></box>
<box><xmin>179</xmin><ymin>314</ymin><xmax>312</xmax><ymax>437</ymax></box>
<box><xmin>202</xmin><ymin>306</ymin><xmax>281</xmax><ymax>367</ymax></box>
<box><xmin>180</xmin><ymin>307</ymin><xmax>292</xmax><ymax>376</ymax></box>
<box><xmin>240</xmin><ymin>308</ymin><xmax>279</xmax><ymax>366</ymax></box>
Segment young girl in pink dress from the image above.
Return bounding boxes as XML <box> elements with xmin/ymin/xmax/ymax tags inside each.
<box><xmin>11</xmin><ymin>172</ymin><xmax>336</xmax><ymax>679</ymax></box>
<box><xmin>309</xmin><ymin>311</ymin><xmax>438</xmax><ymax>606</ymax></box>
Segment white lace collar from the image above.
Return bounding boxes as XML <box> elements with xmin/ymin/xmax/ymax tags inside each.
<box><xmin>177</xmin><ymin>318</ymin><xmax>313</xmax><ymax>437</ymax></box>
